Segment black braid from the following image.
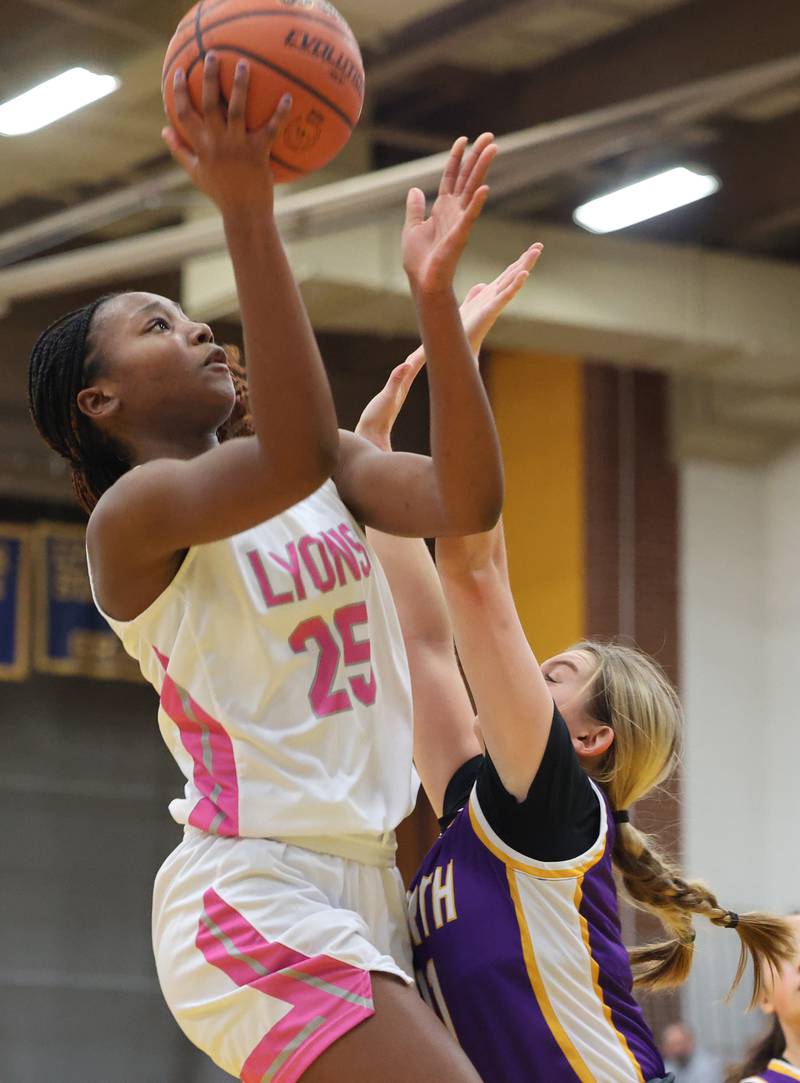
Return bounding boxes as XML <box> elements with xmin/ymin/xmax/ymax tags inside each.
<box><xmin>28</xmin><ymin>294</ymin><xmax>129</xmax><ymax>512</ymax></box>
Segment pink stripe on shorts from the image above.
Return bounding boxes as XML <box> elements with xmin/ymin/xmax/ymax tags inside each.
<box><xmin>196</xmin><ymin>888</ymin><xmax>375</xmax><ymax>1082</ymax></box>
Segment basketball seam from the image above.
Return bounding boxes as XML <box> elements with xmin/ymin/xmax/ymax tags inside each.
<box><xmin>185</xmin><ymin>44</ymin><xmax>357</xmax><ymax>129</ymax></box>
<box><xmin>271</xmin><ymin>152</ymin><xmax>305</xmax><ymax>175</ymax></box>
<box><xmin>176</xmin><ymin>8</ymin><xmax>199</xmax><ymax>36</ymax></box>
<box><xmin>194</xmin><ymin>0</ymin><xmax>207</xmax><ymax>60</ymax></box>
<box><xmin>202</xmin><ymin>7</ymin><xmax>357</xmax><ymax>47</ymax></box>
<box><xmin>162</xmin><ymin>32</ymin><xmax>198</xmax><ymax>87</ymax></box>
<box><xmin>163</xmin><ymin>8</ymin><xmax>361</xmax><ymax>89</ymax></box>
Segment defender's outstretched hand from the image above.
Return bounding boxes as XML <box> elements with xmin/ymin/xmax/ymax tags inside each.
<box><xmin>460</xmin><ymin>242</ymin><xmax>542</xmax><ymax>351</ymax></box>
<box><xmin>356</xmin><ymin>243</ymin><xmax>543</xmax><ymax>452</ymax></box>
<box><xmin>162</xmin><ymin>54</ymin><xmax>292</xmax><ymax>213</ymax></box>
<box><xmin>402</xmin><ymin>133</ymin><xmax>497</xmax><ymax>295</ymax></box>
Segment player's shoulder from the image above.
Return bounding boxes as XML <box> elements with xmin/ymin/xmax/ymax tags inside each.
<box><xmin>88</xmin><ymin>457</ymin><xmax>185</xmax><ymax>539</ymax></box>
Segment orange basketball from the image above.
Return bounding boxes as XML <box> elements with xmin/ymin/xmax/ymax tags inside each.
<box><xmin>162</xmin><ymin>0</ymin><xmax>364</xmax><ymax>183</ymax></box>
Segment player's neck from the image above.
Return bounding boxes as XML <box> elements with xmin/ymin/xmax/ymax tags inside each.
<box><xmin>131</xmin><ymin>430</ymin><xmax>219</xmax><ymax>464</ymax></box>
<box><xmin>782</xmin><ymin>1026</ymin><xmax>800</xmax><ymax>1069</ymax></box>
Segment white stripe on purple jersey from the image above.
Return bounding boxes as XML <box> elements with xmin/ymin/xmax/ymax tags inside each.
<box><xmin>409</xmin><ymin>780</ymin><xmax>665</xmax><ymax>1083</ymax></box>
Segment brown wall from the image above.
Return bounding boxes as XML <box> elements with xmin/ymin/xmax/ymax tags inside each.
<box><xmin>585</xmin><ymin>364</ymin><xmax>681</xmax><ymax>1034</ymax></box>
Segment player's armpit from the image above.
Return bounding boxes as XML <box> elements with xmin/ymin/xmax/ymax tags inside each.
<box><xmin>407</xmin><ymin>647</ymin><xmax>481</xmax><ymax>818</ymax></box>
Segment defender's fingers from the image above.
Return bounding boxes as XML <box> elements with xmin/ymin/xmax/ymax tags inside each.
<box><xmin>390</xmin><ymin>359</ymin><xmax>422</xmax><ymax>412</ymax></box>
<box><xmin>491</xmin><ymin>253</ymin><xmax>528</xmax><ymax>292</ymax></box>
<box><xmin>227</xmin><ymin>60</ymin><xmax>250</xmax><ymax>131</ymax></box>
<box><xmin>404</xmin><ymin>351</ymin><xmax>427</xmax><ymax>381</ymax></box>
<box><xmin>462</xmin><ymin>283</ymin><xmax>487</xmax><ymax>306</ymax></box>
<box><xmin>493</xmin><ymin>243</ymin><xmax>542</xmax><ymax>291</ymax></box>
<box><xmin>508</xmin><ymin>243</ymin><xmax>543</xmax><ymax>281</ymax></box>
<box><xmin>387</xmin><ymin>360</ymin><xmax>412</xmax><ymax>386</ymax></box>
<box><xmin>360</xmin><ymin>366</ymin><xmax>411</xmax><ymax>433</ymax></box>
<box><xmin>454</xmin><ymin>132</ymin><xmax>494</xmax><ymax>196</ymax></box>
<box><xmin>496</xmin><ymin>269</ymin><xmax>530</xmax><ymax>302</ymax></box>
<box><xmin>438</xmin><ymin>136</ymin><xmax>468</xmax><ymax>197</ymax></box>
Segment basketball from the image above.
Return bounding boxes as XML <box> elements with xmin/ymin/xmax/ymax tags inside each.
<box><xmin>162</xmin><ymin>0</ymin><xmax>365</xmax><ymax>183</ymax></box>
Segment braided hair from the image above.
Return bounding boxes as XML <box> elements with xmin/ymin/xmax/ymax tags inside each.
<box><xmin>574</xmin><ymin>640</ymin><xmax>797</xmax><ymax>1006</ymax></box>
<box><xmin>28</xmin><ymin>294</ymin><xmax>253</xmax><ymax>513</ymax></box>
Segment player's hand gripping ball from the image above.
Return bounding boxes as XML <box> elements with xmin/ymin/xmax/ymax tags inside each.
<box><xmin>163</xmin><ymin>0</ymin><xmax>365</xmax><ymax>183</ymax></box>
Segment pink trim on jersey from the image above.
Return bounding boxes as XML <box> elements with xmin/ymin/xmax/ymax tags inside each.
<box><xmin>196</xmin><ymin>888</ymin><xmax>374</xmax><ymax>1083</ymax></box>
<box><xmin>153</xmin><ymin>648</ymin><xmax>239</xmax><ymax>837</ymax></box>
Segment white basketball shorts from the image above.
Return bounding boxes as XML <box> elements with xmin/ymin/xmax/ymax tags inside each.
<box><xmin>152</xmin><ymin>828</ymin><xmax>414</xmax><ymax>1082</ymax></box>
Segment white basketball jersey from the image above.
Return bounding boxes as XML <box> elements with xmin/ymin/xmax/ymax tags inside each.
<box><xmin>90</xmin><ymin>481</ymin><xmax>417</xmax><ymax>841</ymax></box>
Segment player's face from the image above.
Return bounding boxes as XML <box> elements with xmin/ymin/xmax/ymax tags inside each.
<box><xmin>762</xmin><ymin>915</ymin><xmax>800</xmax><ymax>1027</ymax></box>
<box><xmin>86</xmin><ymin>292</ymin><xmax>235</xmax><ymax>433</ymax></box>
<box><xmin>541</xmin><ymin>650</ymin><xmax>596</xmax><ymax>720</ymax></box>
<box><xmin>541</xmin><ymin>649</ymin><xmax>614</xmax><ymax>764</ymax></box>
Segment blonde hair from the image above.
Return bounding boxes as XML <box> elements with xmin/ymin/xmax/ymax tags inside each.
<box><xmin>573</xmin><ymin>639</ymin><xmax>795</xmax><ymax>1006</ymax></box>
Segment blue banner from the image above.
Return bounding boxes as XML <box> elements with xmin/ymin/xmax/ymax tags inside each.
<box><xmin>34</xmin><ymin>523</ymin><xmax>140</xmax><ymax>681</ymax></box>
<box><xmin>0</xmin><ymin>525</ymin><xmax>30</xmax><ymax>681</ymax></box>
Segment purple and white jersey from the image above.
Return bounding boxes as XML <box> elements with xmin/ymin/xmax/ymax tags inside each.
<box><xmin>743</xmin><ymin>1059</ymin><xmax>800</xmax><ymax>1081</ymax></box>
<box><xmin>409</xmin><ymin>712</ymin><xmax>665</xmax><ymax>1083</ymax></box>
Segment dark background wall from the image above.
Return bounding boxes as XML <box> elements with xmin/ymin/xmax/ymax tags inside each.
<box><xmin>0</xmin><ymin>672</ymin><xmax>230</xmax><ymax>1082</ymax></box>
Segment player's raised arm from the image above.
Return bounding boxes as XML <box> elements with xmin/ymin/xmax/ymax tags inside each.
<box><xmin>336</xmin><ymin>135</ymin><xmax>510</xmax><ymax>538</ymax></box>
<box><xmin>86</xmin><ymin>56</ymin><xmax>339</xmax><ymax>562</ymax></box>
<box><xmin>434</xmin><ymin>520</ymin><xmax>555</xmax><ymax>801</ymax></box>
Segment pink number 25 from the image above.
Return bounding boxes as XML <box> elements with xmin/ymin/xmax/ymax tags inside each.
<box><xmin>288</xmin><ymin>602</ymin><xmax>377</xmax><ymax>718</ymax></box>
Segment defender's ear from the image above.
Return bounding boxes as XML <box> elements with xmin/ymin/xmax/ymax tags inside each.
<box><xmin>571</xmin><ymin>724</ymin><xmax>614</xmax><ymax>761</ymax></box>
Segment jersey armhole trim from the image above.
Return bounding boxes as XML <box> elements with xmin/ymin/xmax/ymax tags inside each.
<box><xmin>467</xmin><ymin>780</ymin><xmax>608</xmax><ymax>877</ymax></box>
<box><xmin>87</xmin><ymin>543</ymin><xmax>200</xmax><ymax>630</ymax></box>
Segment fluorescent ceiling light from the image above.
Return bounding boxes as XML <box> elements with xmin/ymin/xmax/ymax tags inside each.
<box><xmin>0</xmin><ymin>68</ymin><xmax>119</xmax><ymax>136</ymax></box>
<box><xmin>573</xmin><ymin>167</ymin><xmax>720</xmax><ymax>234</ymax></box>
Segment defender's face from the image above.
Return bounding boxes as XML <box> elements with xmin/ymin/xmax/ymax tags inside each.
<box><xmin>539</xmin><ymin>649</ymin><xmax>615</xmax><ymax>766</ymax></box>
<box><xmin>540</xmin><ymin>649</ymin><xmax>597</xmax><ymax>732</ymax></box>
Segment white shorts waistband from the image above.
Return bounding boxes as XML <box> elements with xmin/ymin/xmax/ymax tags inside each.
<box><xmin>270</xmin><ymin>831</ymin><xmax>397</xmax><ymax>868</ymax></box>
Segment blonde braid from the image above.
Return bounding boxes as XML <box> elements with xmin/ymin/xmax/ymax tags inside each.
<box><xmin>613</xmin><ymin>821</ymin><xmax>793</xmax><ymax>1004</ymax></box>
<box><xmin>574</xmin><ymin>640</ymin><xmax>796</xmax><ymax>1005</ymax></box>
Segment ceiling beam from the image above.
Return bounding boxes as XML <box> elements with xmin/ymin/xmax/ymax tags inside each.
<box><xmin>180</xmin><ymin>212</ymin><xmax>800</xmax><ymax>392</ymax></box>
<box><xmin>5</xmin><ymin>53</ymin><xmax>800</xmax><ymax>301</ymax></box>
<box><xmin>22</xmin><ymin>0</ymin><xmax>162</xmax><ymax>45</ymax></box>
<box><xmin>700</xmin><ymin>112</ymin><xmax>800</xmax><ymax>250</ymax></box>
<box><xmin>364</xmin><ymin>0</ymin><xmax>556</xmax><ymax>93</ymax></box>
<box><xmin>0</xmin><ymin>168</ymin><xmax>187</xmax><ymax>267</ymax></box>
<box><xmin>378</xmin><ymin>0</ymin><xmax>800</xmax><ymax>134</ymax></box>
